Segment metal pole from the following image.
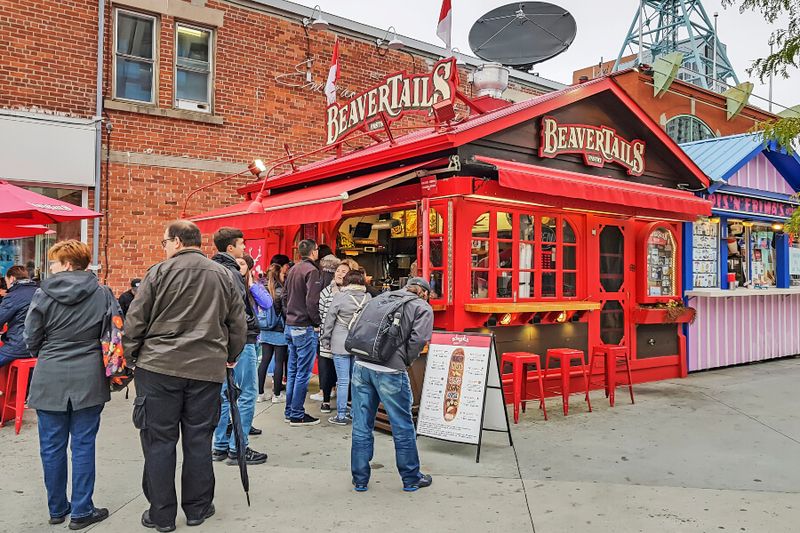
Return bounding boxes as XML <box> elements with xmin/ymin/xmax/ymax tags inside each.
<box><xmin>712</xmin><ymin>12</ymin><xmax>718</xmax><ymax>92</ymax></box>
<box><xmin>768</xmin><ymin>43</ymin><xmax>774</xmax><ymax>112</ymax></box>
<box><xmin>638</xmin><ymin>0</ymin><xmax>644</xmax><ymax>65</ymax></box>
<box><xmin>92</xmin><ymin>0</ymin><xmax>105</xmax><ymax>273</ymax></box>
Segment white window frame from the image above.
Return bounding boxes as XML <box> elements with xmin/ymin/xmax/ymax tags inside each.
<box><xmin>665</xmin><ymin>114</ymin><xmax>715</xmax><ymax>144</ymax></box>
<box><xmin>113</xmin><ymin>8</ymin><xmax>158</xmax><ymax>105</ymax></box>
<box><xmin>173</xmin><ymin>22</ymin><xmax>214</xmax><ymax>113</ymax></box>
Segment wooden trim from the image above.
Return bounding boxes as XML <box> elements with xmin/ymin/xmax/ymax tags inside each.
<box><xmin>464</xmin><ymin>301</ymin><xmax>600</xmax><ymax>313</ymax></box>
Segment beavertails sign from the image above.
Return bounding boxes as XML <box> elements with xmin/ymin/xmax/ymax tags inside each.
<box><xmin>326</xmin><ymin>58</ymin><xmax>458</xmax><ymax>145</ymax></box>
<box><xmin>539</xmin><ymin>116</ymin><xmax>646</xmax><ymax>176</ymax></box>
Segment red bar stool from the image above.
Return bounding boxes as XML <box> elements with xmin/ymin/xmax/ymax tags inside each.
<box><xmin>544</xmin><ymin>348</ymin><xmax>592</xmax><ymax>416</ymax></box>
<box><xmin>589</xmin><ymin>345</ymin><xmax>634</xmax><ymax>407</ymax></box>
<box><xmin>500</xmin><ymin>352</ymin><xmax>547</xmax><ymax>424</ymax></box>
<box><xmin>1</xmin><ymin>358</ymin><xmax>37</xmax><ymax>434</ymax></box>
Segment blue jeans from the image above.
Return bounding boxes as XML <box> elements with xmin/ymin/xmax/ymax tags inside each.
<box><xmin>284</xmin><ymin>326</ymin><xmax>318</xmax><ymax>420</ymax></box>
<box><xmin>332</xmin><ymin>354</ymin><xmax>353</xmax><ymax>418</ymax></box>
<box><xmin>37</xmin><ymin>403</ymin><xmax>104</xmax><ymax>519</ymax></box>
<box><xmin>350</xmin><ymin>363</ymin><xmax>422</xmax><ymax>488</ymax></box>
<box><xmin>214</xmin><ymin>343</ymin><xmax>257</xmax><ymax>452</ymax></box>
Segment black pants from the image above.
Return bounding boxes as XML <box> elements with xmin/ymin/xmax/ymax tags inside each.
<box><xmin>133</xmin><ymin>367</ymin><xmax>221</xmax><ymax>527</ymax></box>
<box><xmin>258</xmin><ymin>343</ymin><xmax>288</xmax><ymax>395</ymax></box>
<box><xmin>318</xmin><ymin>356</ymin><xmax>337</xmax><ymax>402</ymax></box>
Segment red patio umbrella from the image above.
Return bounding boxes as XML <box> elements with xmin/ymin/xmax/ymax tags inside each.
<box><xmin>0</xmin><ymin>225</ymin><xmax>56</xmax><ymax>239</ymax></box>
<box><xmin>0</xmin><ymin>180</ymin><xmax>102</xmax><ymax>226</ymax></box>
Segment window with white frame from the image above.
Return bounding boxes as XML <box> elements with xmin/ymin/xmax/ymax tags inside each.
<box><xmin>114</xmin><ymin>10</ymin><xmax>156</xmax><ymax>103</ymax></box>
<box><xmin>175</xmin><ymin>24</ymin><xmax>213</xmax><ymax>112</ymax></box>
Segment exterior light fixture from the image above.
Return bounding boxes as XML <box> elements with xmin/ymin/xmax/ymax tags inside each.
<box><xmin>248</xmin><ymin>159</ymin><xmax>267</xmax><ymax>176</ymax></box>
<box><xmin>709</xmin><ymin>217</ymin><xmax>721</xmax><ymax>223</ymax></box>
<box><xmin>303</xmin><ymin>5</ymin><xmax>329</xmax><ymax>30</ymax></box>
<box><xmin>377</xmin><ymin>26</ymin><xmax>404</xmax><ymax>51</ymax></box>
<box><xmin>772</xmin><ymin>223</ymin><xmax>784</xmax><ymax>231</ymax></box>
<box><xmin>181</xmin><ymin>159</ymin><xmax>269</xmax><ymax>218</ymax></box>
<box><xmin>556</xmin><ymin>311</ymin><xmax>567</xmax><ymax>323</ymax></box>
<box><xmin>499</xmin><ymin>313</ymin><xmax>513</xmax><ymax>325</ymax></box>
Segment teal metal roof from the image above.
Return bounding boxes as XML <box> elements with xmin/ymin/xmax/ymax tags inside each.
<box><xmin>679</xmin><ymin>133</ymin><xmax>763</xmax><ymax>183</ymax></box>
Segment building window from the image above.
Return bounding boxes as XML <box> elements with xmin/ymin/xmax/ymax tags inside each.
<box><xmin>175</xmin><ymin>24</ymin><xmax>213</xmax><ymax>112</ymax></box>
<box><xmin>114</xmin><ymin>10</ymin><xmax>157</xmax><ymax>103</ymax></box>
<box><xmin>665</xmin><ymin>115</ymin><xmax>715</xmax><ymax>144</ymax></box>
<box><xmin>471</xmin><ymin>212</ymin><xmax>491</xmax><ymax>299</ymax></box>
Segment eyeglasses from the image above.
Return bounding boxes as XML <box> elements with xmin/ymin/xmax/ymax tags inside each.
<box><xmin>161</xmin><ymin>237</ymin><xmax>176</xmax><ymax>248</ymax></box>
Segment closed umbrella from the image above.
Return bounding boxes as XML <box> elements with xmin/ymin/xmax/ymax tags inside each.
<box><xmin>0</xmin><ymin>225</ymin><xmax>55</xmax><ymax>239</ymax></box>
<box><xmin>0</xmin><ymin>180</ymin><xmax>102</xmax><ymax>226</ymax></box>
<box><xmin>225</xmin><ymin>367</ymin><xmax>251</xmax><ymax>506</ymax></box>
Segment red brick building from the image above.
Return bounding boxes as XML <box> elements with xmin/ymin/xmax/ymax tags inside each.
<box><xmin>0</xmin><ymin>0</ymin><xmax>560</xmax><ymax>292</ymax></box>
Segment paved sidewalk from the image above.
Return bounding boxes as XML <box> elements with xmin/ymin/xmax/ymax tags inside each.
<box><xmin>1</xmin><ymin>358</ymin><xmax>798</xmax><ymax>533</ymax></box>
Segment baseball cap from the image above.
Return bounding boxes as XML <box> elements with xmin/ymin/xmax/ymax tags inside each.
<box><xmin>131</xmin><ymin>278</ymin><xmax>142</xmax><ymax>288</ymax></box>
<box><xmin>406</xmin><ymin>277</ymin><xmax>431</xmax><ymax>293</ymax></box>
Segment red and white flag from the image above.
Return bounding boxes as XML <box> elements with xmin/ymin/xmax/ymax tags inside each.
<box><xmin>437</xmin><ymin>0</ymin><xmax>452</xmax><ymax>51</ymax></box>
<box><xmin>325</xmin><ymin>38</ymin><xmax>340</xmax><ymax>106</ymax></box>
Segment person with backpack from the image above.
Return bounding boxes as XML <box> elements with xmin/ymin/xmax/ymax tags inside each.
<box><xmin>312</xmin><ymin>254</ymin><xmax>344</xmax><ymax>413</ymax></box>
<box><xmin>345</xmin><ymin>277</ymin><xmax>434</xmax><ymax>492</ymax></box>
<box><xmin>257</xmin><ymin>256</ymin><xmax>289</xmax><ymax>403</ymax></box>
<box><xmin>124</xmin><ymin>221</ymin><xmax>247</xmax><ymax>531</ymax></box>
<box><xmin>320</xmin><ymin>269</ymin><xmax>371</xmax><ymax>425</ymax></box>
<box><xmin>23</xmin><ymin>241</ymin><xmax>115</xmax><ymax>529</ymax></box>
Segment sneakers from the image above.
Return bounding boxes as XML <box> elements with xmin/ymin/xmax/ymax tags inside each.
<box><xmin>272</xmin><ymin>394</ymin><xmax>286</xmax><ymax>404</ymax></box>
<box><xmin>352</xmin><ymin>480</ymin><xmax>368</xmax><ymax>492</ymax></box>
<box><xmin>248</xmin><ymin>426</ymin><xmax>262</xmax><ymax>436</ymax></box>
<box><xmin>226</xmin><ymin>447</ymin><xmax>268</xmax><ymax>465</ymax></box>
<box><xmin>211</xmin><ymin>448</ymin><xmax>228</xmax><ymax>462</ymax></box>
<box><xmin>403</xmin><ymin>474</ymin><xmax>433</xmax><ymax>492</ymax></box>
<box><xmin>49</xmin><ymin>508</ymin><xmax>70</xmax><ymax>525</ymax></box>
<box><xmin>256</xmin><ymin>393</ymin><xmax>271</xmax><ymax>403</ymax></box>
<box><xmin>68</xmin><ymin>508</ymin><xmax>109</xmax><ymax>530</ymax></box>
<box><xmin>320</xmin><ymin>402</ymin><xmax>332</xmax><ymax>413</ymax></box>
<box><xmin>289</xmin><ymin>414</ymin><xmax>320</xmax><ymax>426</ymax></box>
<box><xmin>141</xmin><ymin>510</ymin><xmax>176</xmax><ymax>532</ymax></box>
<box><xmin>309</xmin><ymin>392</ymin><xmax>324</xmax><ymax>402</ymax></box>
<box><xmin>328</xmin><ymin>415</ymin><xmax>350</xmax><ymax>426</ymax></box>
<box><xmin>186</xmin><ymin>503</ymin><xmax>215</xmax><ymax>527</ymax></box>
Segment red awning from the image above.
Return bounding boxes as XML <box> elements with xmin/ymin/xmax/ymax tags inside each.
<box><xmin>477</xmin><ymin>156</ymin><xmax>711</xmax><ymax>220</ymax></box>
<box><xmin>191</xmin><ymin>160</ymin><xmax>436</xmax><ymax>233</ymax></box>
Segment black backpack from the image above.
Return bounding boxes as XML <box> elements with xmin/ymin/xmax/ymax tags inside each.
<box><xmin>344</xmin><ymin>291</ymin><xmax>417</xmax><ymax>365</ymax></box>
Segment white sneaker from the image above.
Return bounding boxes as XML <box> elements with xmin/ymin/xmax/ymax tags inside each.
<box><xmin>309</xmin><ymin>392</ymin><xmax>324</xmax><ymax>402</ymax></box>
<box><xmin>257</xmin><ymin>393</ymin><xmax>271</xmax><ymax>403</ymax></box>
<box><xmin>272</xmin><ymin>394</ymin><xmax>286</xmax><ymax>404</ymax></box>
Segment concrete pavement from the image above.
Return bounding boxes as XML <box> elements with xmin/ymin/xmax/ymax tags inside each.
<box><xmin>1</xmin><ymin>357</ymin><xmax>798</xmax><ymax>533</ymax></box>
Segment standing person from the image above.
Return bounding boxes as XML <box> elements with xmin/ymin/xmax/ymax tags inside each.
<box><xmin>210</xmin><ymin>228</ymin><xmax>267</xmax><ymax>465</ymax></box>
<box><xmin>240</xmin><ymin>254</ymin><xmax>271</xmax><ymax>432</ymax></box>
<box><xmin>0</xmin><ymin>265</ymin><xmax>38</xmax><ymax>368</ymax></box>
<box><xmin>124</xmin><ymin>221</ymin><xmax>246</xmax><ymax>532</ymax></box>
<box><xmin>349</xmin><ymin>278</ymin><xmax>434</xmax><ymax>492</ymax></box>
<box><xmin>282</xmin><ymin>239</ymin><xmax>322</xmax><ymax>426</ymax></box>
<box><xmin>312</xmin><ymin>254</ymin><xmax>344</xmax><ymax>412</ymax></box>
<box><xmin>23</xmin><ymin>241</ymin><xmax>112</xmax><ymax>529</ymax></box>
<box><xmin>117</xmin><ymin>278</ymin><xmax>140</xmax><ymax>317</ymax></box>
<box><xmin>257</xmin><ymin>256</ymin><xmax>289</xmax><ymax>404</ymax></box>
<box><xmin>320</xmin><ymin>269</ymin><xmax>371</xmax><ymax>425</ymax></box>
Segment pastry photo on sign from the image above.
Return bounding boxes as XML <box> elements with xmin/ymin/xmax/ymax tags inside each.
<box><xmin>443</xmin><ymin>348</ymin><xmax>465</xmax><ymax>422</ymax></box>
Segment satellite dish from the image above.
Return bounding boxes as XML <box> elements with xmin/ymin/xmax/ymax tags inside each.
<box><xmin>468</xmin><ymin>2</ymin><xmax>577</xmax><ymax>70</ymax></box>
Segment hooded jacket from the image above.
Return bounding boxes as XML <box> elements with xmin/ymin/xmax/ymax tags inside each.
<box><xmin>211</xmin><ymin>252</ymin><xmax>259</xmax><ymax>344</ymax></box>
<box><xmin>24</xmin><ymin>271</ymin><xmax>111</xmax><ymax>411</ymax></box>
<box><xmin>124</xmin><ymin>249</ymin><xmax>247</xmax><ymax>383</ymax></box>
<box><xmin>0</xmin><ymin>279</ymin><xmax>38</xmax><ymax>359</ymax></box>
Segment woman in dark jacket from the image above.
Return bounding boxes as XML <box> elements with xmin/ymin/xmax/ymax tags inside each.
<box><xmin>0</xmin><ymin>265</ymin><xmax>38</xmax><ymax>368</ymax></box>
<box><xmin>24</xmin><ymin>240</ymin><xmax>112</xmax><ymax>530</ymax></box>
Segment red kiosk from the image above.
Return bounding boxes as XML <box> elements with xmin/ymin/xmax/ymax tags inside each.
<box><xmin>192</xmin><ymin>65</ymin><xmax>711</xmax><ymax>400</ymax></box>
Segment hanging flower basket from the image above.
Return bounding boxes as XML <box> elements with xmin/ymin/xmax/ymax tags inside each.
<box><xmin>634</xmin><ymin>302</ymin><xmax>696</xmax><ymax>324</ymax></box>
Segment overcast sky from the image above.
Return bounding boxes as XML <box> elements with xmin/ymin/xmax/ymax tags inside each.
<box><xmin>293</xmin><ymin>0</ymin><xmax>796</xmax><ymax>112</ymax></box>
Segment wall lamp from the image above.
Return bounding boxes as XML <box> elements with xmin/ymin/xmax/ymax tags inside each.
<box><xmin>377</xmin><ymin>26</ymin><xmax>404</xmax><ymax>51</ymax></box>
<box><xmin>302</xmin><ymin>5</ymin><xmax>329</xmax><ymax>30</ymax></box>
<box><xmin>181</xmin><ymin>159</ymin><xmax>266</xmax><ymax>218</ymax></box>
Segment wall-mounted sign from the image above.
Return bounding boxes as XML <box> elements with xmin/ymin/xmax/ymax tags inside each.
<box><xmin>326</xmin><ymin>58</ymin><xmax>458</xmax><ymax>145</ymax></box>
<box><xmin>708</xmin><ymin>192</ymin><xmax>796</xmax><ymax>218</ymax></box>
<box><xmin>538</xmin><ymin>116</ymin><xmax>646</xmax><ymax>176</ymax></box>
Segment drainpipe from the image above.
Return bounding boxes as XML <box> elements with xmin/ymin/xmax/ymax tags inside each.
<box><xmin>91</xmin><ymin>0</ymin><xmax>105</xmax><ymax>273</ymax></box>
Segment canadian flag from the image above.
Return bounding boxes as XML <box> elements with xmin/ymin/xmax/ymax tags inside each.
<box><xmin>436</xmin><ymin>0</ymin><xmax>452</xmax><ymax>51</ymax></box>
<box><xmin>325</xmin><ymin>38</ymin><xmax>339</xmax><ymax>106</ymax></box>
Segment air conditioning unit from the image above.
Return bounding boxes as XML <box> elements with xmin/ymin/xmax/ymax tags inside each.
<box><xmin>176</xmin><ymin>99</ymin><xmax>210</xmax><ymax>113</ymax></box>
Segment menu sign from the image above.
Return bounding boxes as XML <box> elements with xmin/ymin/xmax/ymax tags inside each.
<box><xmin>417</xmin><ymin>332</ymin><xmax>510</xmax><ymax>458</ymax></box>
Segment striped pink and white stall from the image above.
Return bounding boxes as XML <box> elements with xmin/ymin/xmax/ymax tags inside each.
<box><xmin>686</xmin><ymin>290</ymin><xmax>800</xmax><ymax>371</ymax></box>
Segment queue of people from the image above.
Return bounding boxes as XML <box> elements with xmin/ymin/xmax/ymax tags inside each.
<box><xmin>0</xmin><ymin>220</ymin><xmax>435</xmax><ymax>531</ymax></box>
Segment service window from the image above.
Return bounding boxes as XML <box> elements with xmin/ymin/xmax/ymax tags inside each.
<box><xmin>790</xmin><ymin>238</ymin><xmax>800</xmax><ymax>287</ymax></box>
<box><xmin>749</xmin><ymin>223</ymin><xmax>776</xmax><ymax>287</ymax></box>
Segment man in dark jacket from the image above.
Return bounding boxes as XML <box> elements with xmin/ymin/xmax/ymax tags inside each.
<box><xmin>0</xmin><ymin>265</ymin><xmax>38</xmax><ymax>367</ymax></box>
<box><xmin>281</xmin><ymin>239</ymin><xmax>322</xmax><ymax>426</ymax></box>
<box><xmin>350</xmin><ymin>278</ymin><xmax>434</xmax><ymax>493</ymax></box>
<box><xmin>117</xmin><ymin>278</ymin><xmax>140</xmax><ymax>317</ymax></box>
<box><xmin>124</xmin><ymin>221</ymin><xmax>247</xmax><ymax>531</ymax></box>
<box><xmin>210</xmin><ymin>227</ymin><xmax>267</xmax><ymax>465</ymax></box>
